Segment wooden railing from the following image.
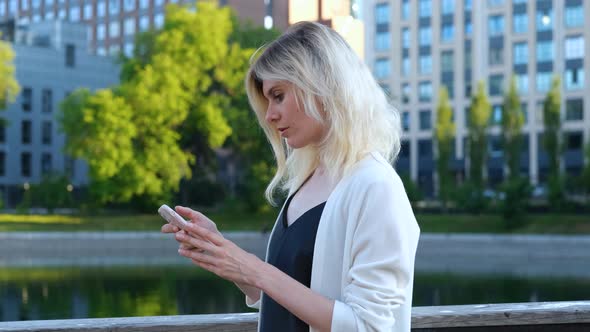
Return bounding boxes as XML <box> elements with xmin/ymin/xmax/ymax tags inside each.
<box><xmin>0</xmin><ymin>301</ymin><xmax>588</xmax><ymax>331</ymax></box>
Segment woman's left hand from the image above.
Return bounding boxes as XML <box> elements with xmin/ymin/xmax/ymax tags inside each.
<box><xmin>175</xmin><ymin>223</ymin><xmax>264</xmax><ymax>287</ymax></box>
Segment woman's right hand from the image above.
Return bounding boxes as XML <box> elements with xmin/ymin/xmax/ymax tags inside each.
<box><xmin>161</xmin><ymin>206</ymin><xmax>220</xmax><ymax>249</ymax></box>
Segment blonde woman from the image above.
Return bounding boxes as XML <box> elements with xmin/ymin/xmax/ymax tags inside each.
<box><xmin>162</xmin><ymin>21</ymin><xmax>420</xmax><ymax>331</ymax></box>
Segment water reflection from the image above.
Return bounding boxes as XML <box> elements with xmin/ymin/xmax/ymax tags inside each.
<box><xmin>1</xmin><ymin>266</ymin><xmax>589</xmax><ymax>322</ymax></box>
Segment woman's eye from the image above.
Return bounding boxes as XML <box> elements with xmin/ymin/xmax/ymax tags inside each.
<box><xmin>273</xmin><ymin>94</ymin><xmax>284</xmax><ymax>102</ymax></box>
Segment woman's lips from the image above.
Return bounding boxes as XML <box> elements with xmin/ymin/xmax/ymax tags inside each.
<box><xmin>278</xmin><ymin>127</ymin><xmax>288</xmax><ymax>136</ymax></box>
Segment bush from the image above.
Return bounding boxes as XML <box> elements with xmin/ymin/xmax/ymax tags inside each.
<box><xmin>452</xmin><ymin>181</ymin><xmax>489</xmax><ymax>213</ymax></box>
<box><xmin>499</xmin><ymin>177</ymin><xmax>531</xmax><ymax>230</ymax></box>
<box><xmin>400</xmin><ymin>173</ymin><xmax>422</xmax><ymax>208</ymax></box>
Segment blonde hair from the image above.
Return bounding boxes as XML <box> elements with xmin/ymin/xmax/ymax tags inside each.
<box><xmin>245</xmin><ymin>21</ymin><xmax>401</xmax><ymax>205</ymax></box>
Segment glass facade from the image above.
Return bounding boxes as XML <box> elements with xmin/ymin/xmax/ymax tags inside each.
<box><xmin>488</xmin><ymin>15</ymin><xmax>504</xmax><ymax>36</ymax></box>
<box><xmin>513</xmin><ymin>42</ymin><xmax>528</xmax><ymax>65</ymax></box>
<box><xmin>565</xmin><ymin>5</ymin><xmax>584</xmax><ymax>28</ymax></box>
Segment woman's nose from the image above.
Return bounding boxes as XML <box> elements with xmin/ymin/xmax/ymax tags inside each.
<box><xmin>265</xmin><ymin>106</ymin><xmax>279</xmax><ymax>123</ymax></box>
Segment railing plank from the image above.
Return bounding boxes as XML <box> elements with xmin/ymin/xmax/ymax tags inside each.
<box><xmin>0</xmin><ymin>301</ymin><xmax>589</xmax><ymax>331</ymax></box>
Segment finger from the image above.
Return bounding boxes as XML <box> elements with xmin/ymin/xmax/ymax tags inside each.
<box><xmin>175</xmin><ymin>232</ymin><xmax>218</xmax><ymax>254</ymax></box>
<box><xmin>175</xmin><ymin>206</ymin><xmax>203</xmax><ymax>221</ymax></box>
<box><xmin>184</xmin><ymin>223</ymin><xmax>225</xmax><ymax>246</ymax></box>
<box><xmin>179</xmin><ymin>243</ymin><xmax>195</xmax><ymax>250</ymax></box>
<box><xmin>179</xmin><ymin>248</ymin><xmax>217</xmax><ymax>265</ymax></box>
<box><xmin>161</xmin><ymin>224</ymin><xmax>179</xmax><ymax>233</ymax></box>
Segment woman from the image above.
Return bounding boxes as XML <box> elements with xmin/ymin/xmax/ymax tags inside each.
<box><xmin>162</xmin><ymin>21</ymin><xmax>420</xmax><ymax>331</ymax></box>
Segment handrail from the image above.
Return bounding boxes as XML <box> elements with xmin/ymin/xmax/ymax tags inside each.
<box><xmin>0</xmin><ymin>301</ymin><xmax>589</xmax><ymax>331</ymax></box>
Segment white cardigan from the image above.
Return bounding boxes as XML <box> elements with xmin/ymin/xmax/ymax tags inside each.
<box><xmin>247</xmin><ymin>151</ymin><xmax>421</xmax><ymax>332</ymax></box>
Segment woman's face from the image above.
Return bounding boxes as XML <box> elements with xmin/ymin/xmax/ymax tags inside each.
<box><xmin>262</xmin><ymin>80</ymin><xmax>326</xmax><ymax>149</ymax></box>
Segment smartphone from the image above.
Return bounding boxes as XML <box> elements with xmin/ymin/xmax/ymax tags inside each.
<box><xmin>158</xmin><ymin>204</ymin><xmax>189</xmax><ymax>229</ymax></box>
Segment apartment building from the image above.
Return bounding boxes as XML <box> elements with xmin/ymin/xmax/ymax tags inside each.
<box><xmin>364</xmin><ymin>0</ymin><xmax>589</xmax><ymax>196</ymax></box>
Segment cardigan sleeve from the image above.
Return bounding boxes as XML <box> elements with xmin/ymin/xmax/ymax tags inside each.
<box><xmin>245</xmin><ymin>294</ymin><xmax>261</xmax><ymax>309</ymax></box>
<box><xmin>330</xmin><ymin>176</ymin><xmax>420</xmax><ymax>331</ymax></box>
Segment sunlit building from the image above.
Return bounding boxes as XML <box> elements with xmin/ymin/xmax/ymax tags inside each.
<box><xmin>364</xmin><ymin>0</ymin><xmax>589</xmax><ymax>196</ymax></box>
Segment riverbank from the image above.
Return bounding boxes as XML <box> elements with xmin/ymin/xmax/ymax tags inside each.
<box><xmin>1</xmin><ymin>232</ymin><xmax>589</xmax><ymax>278</ymax></box>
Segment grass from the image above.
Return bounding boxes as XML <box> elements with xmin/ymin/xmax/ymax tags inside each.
<box><xmin>0</xmin><ymin>210</ymin><xmax>588</xmax><ymax>234</ymax></box>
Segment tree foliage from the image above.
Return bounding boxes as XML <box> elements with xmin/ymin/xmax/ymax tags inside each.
<box><xmin>59</xmin><ymin>3</ymin><xmax>249</xmax><ymax>206</ymax></box>
<box><xmin>502</xmin><ymin>76</ymin><xmax>525</xmax><ymax>180</ymax></box>
<box><xmin>0</xmin><ymin>36</ymin><xmax>20</xmax><ymax>110</ymax></box>
<box><xmin>434</xmin><ymin>86</ymin><xmax>455</xmax><ymax>206</ymax></box>
<box><xmin>467</xmin><ymin>81</ymin><xmax>491</xmax><ymax>188</ymax></box>
<box><xmin>542</xmin><ymin>76</ymin><xmax>564</xmax><ymax>207</ymax></box>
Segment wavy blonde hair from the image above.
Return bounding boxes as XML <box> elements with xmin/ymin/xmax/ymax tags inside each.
<box><xmin>245</xmin><ymin>21</ymin><xmax>401</xmax><ymax>205</ymax></box>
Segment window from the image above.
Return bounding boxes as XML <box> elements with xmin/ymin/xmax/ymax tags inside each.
<box><xmin>124</xmin><ymin>17</ymin><xmax>135</xmax><ymax>35</ymax></box>
<box><xmin>442</xmin><ymin>81</ymin><xmax>454</xmax><ymax>98</ymax></box>
<box><xmin>109</xmin><ymin>21</ymin><xmax>120</xmax><ymax>37</ymax></box>
<box><xmin>97</xmin><ymin>1</ymin><xmax>105</xmax><ymax>17</ymax></box>
<box><xmin>489</xmin><ymin>75</ymin><xmax>503</xmax><ymax>96</ymax></box>
<box><xmin>441</xmin><ymin>50</ymin><xmax>453</xmax><ymax>73</ymax></box>
<box><xmin>418</xmin><ymin>139</ymin><xmax>432</xmax><ymax>157</ymax></box>
<box><xmin>41</xmin><ymin>153</ymin><xmax>52</xmax><ymax>174</ymax></box>
<box><xmin>8</xmin><ymin>0</ymin><xmax>16</xmax><ymax>14</ymax></box>
<box><xmin>402</xmin><ymin>0</ymin><xmax>409</xmax><ymax>20</ymax></box>
<box><xmin>374</xmin><ymin>58</ymin><xmax>390</xmax><ymax>79</ymax></box>
<box><xmin>489</xmin><ymin>46</ymin><xmax>503</xmax><ymax>65</ymax></box>
<box><xmin>42</xmin><ymin>89</ymin><xmax>52</xmax><ymax>113</ymax></box>
<box><xmin>565</xmin><ymin>5</ymin><xmax>584</xmax><ymax>28</ymax></box>
<box><xmin>515</xmin><ymin>74</ymin><xmax>529</xmax><ymax>94</ymax></box>
<box><xmin>419</xmin><ymin>110</ymin><xmax>431</xmax><ymax>130</ymax></box>
<box><xmin>0</xmin><ymin>1</ymin><xmax>5</xmax><ymax>16</ymax></box>
<box><xmin>97</xmin><ymin>24</ymin><xmax>106</xmax><ymax>39</ymax></box>
<box><xmin>109</xmin><ymin>0</ymin><xmax>119</xmax><ymax>15</ymax></box>
<box><xmin>124</xmin><ymin>0</ymin><xmax>134</xmax><ymax>11</ymax></box>
<box><xmin>419</xmin><ymin>82</ymin><xmax>433</xmax><ymax>102</ymax></box>
<box><xmin>140</xmin><ymin>0</ymin><xmax>148</xmax><ymax>9</ymax></box>
<box><xmin>22</xmin><ymin>87</ymin><xmax>32</xmax><ymax>112</ymax></box>
<box><xmin>536</xmin><ymin>40</ymin><xmax>553</xmax><ymax>62</ymax></box>
<box><xmin>402</xmin><ymin>83</ymin><xmax>410</xmax><ymax>104</ymax></box>
<box><xmin>442</xmin><ymin>0</ymin><xmax>454</xmax><ymax>14</ymax></box>
<box><xmin>566</xmin><ymin>133</ymin><xmax>583</xmax><ymax>150</ymax></box>
<box><xmin>0</xmin><ymin>124</ymin><xmax>4</xmax><ymax>143</ymax></box>
<box><xmin>0</xmin><ymin>152</ymin><xmax>4</xmax><ymax>176</ymax></box>
<box><xmin>402</xmin><ymin>56</ymin><xmax>410</xmax><ymax>76</ymax></box>
<box><xmin>464</xmin><ymin>18</ymin><xmax>472</xmax><ymax>36</ymax></box>
<box><xmin>22</xmin><ymin>120</ymin><xmax>32</xmax><ymax>144</ymax></box>
<box><xmin>491</xmin><ymin>105</ymin><xmax>502</xmax><ymax>125</ymax></box>
<box><xmin>45</xmin><ymin>11</ymin><xmax>54</xmax><ymax>19</ymax></box>
<box><xmin>375</xmin><ymin>31</ymin><xmax>391</xmax><ymax>51</ymax></box>
<box><xmin>419</xmin><ymin>26</ymin><xmax>431</xmax><ymax>46</ymax></box>
<box><xmin>109</xmin><ymin>44</ymin><xmax>120</xmax><ymax>55</ymax></box>
<box><xmin>139</xmin><ymin>16</ymin><xmax>149</xmax><ymax>31</ymax></box>
<box><xmin>124</xmin><ymin>43</ymin><xmax>134</xmax><ymax>57</ymax></box>
<box><xmin>513</xmin><ymin>13</ymin><xmax>528</xmax><ymax>34</ymax></box>
<box><xmin>46</xmin><ymin>0</ymin><xmax>53</xmax><ymax>6</ymax></box>
<box><xmin>536</xmin><ymin>72</ymin><xmax>552</xmax><ymax>92</ymax></box>
<box><xmin>565</xmin><ymin>36</ymin><xmax>584</xmax><ymax>60</ymax></box>
<box><xmin>566</xmin><ymin>99</ymin><xmax>583</xmax><ymax>121</ymax></box>
<box><xmin>69</xmin><ymin>6</ymin><xmax>80</xmax><ymax>21</ymax></box>
<box><xmin>402</xmin><ymin>112</ymin><xmax>410</xmax><ymax>131</ymax></box>
<box><xmin>97</xmin><ymin>47</ymin><xmax>106</xmax><ymax>55</ymax></box>
<box><xmin>154</xmin><ymin>13</ymin><xmax>164</xmax><ymax>28</ymax></box>
<box><xmin>65</xmin><ymin>44</ymin><xmax>75</xmax><ymax>67</ymax></box>
<box><xmin>33</xmin><ymin>14</ymin><xmax>41</xmax><ymax>22</ymax></box>
<box><xmin>419</xmin><ymin>54</ymin><xmax>432</xmax><ymax>74</ymax></box>
<box><xmin>419</xmin><ymin>0</ymin><xmax>431</xmax><ymax>18</ymax></box>
<box><xmin>375</xmin><ymin>3</ymin><xmax>390</xmax><ymax>24</ymax></box>
<box><xmin>402</xmin><ymin>28</ymin><xmax>410</xmax><ymax>49</ymax></box>
<box><xmin>21</xmin><ymin>152</ymin><xmax>31</xmax><ymax>177</ymax></box>
<box><xmin>441</xmin><ymin>23</ymin><xmax>454</xmax><ymax>42</ymax></box>
<box><xmin>488</xmin><ymin>15</ymin><xmax>504</xmax><ymax>36</ymax></box>
<box><xmin>464</xmin><ymin>0</ymin><xmax>472</xmax><ymax>11</ymax></box>
<box><xmin>84</xmin><ymin>4</ymin><xmax>92</xmax><ymax>19</ymax></box>
<box><xmin>22</xmin><ymin>0</ymin><xmax>28</xmax><ymax>9</ymax></box>
<box><xmin>154</xmin><ymin>0</ymin><xmax>163</xmax><ymax>6</ymax></box>
<box><xmin>59</xmin><ymin>8</ymin><xmax>66</xmax><ymax>18</ymax></box>
<box><xmin>565</xmin><ymin>68</ymin><xmax>584</xmax><ymax>90</ymax></box>
<box><xmin>42</xmin><ymin>121</ymin><xmax>52</xmax><ymax>144</ymax></box>
<box><xmin>536</xmin><ymin>8</ymin><xmax>552</xmax><ymax>32</ymax></box>
<box><xmin>487</xmin><ymin>0</ymin><xmax>503</xmax><ymax>6</ymax></box>
<box><xmin>513</xmin><ymin>42</ymin><xmax>528</xmax><ymax>65</ymax></box>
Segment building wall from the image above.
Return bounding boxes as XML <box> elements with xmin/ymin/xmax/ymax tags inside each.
<box><xmin>364</xmin><ymin>0</ymin><xmax>590</xmax><ymax>197</ymax></box>
<box><xmin>1</xmin><ymin>21</ymin><xmax>119</xmax><ymax>206</ymax></box>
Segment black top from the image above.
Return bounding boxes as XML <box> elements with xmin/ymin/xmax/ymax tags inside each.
<box><xmin>259</xmin><ymin>191</ymin><xmax>326</xmax><ymax>332</ymax></box>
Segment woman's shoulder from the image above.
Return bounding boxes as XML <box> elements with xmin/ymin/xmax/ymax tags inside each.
<box><xmin>342</xmin><ymin>151</ymin><xmax>402</xmax><ymax>191</ymax></box>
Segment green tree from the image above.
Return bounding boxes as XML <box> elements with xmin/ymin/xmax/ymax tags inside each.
<box><xmin>542</xmin><ymin>76</ymin><xmax>564</xmax><ymax>207</ymax></box>
<box><xmin>582</xmin><ymin>141</ymin><xmax>590</xmax><ymax>201</ymax></box>
<box><xmin>500</xmin><ymin>76</ymin><xmax>529</xmax><ymax>228</ymax></box>
<box><xmin>434</xmin><ymin>87</ymin><xmax>455</xmax><ymax>208</ymax></box>
<box><xmin>0</xmin><ymin>35</ymin><xmax>20</xmax><ymax>113</ymax></box>
<box><xmin>467</xmin><ymin>81</ymin><xmax>491</xmax><ymax>188</ymax></box>
<box><xmin>59</xmin><ymin>3</ymin><xmax>248</xmax><ymax>207</ymax></box>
